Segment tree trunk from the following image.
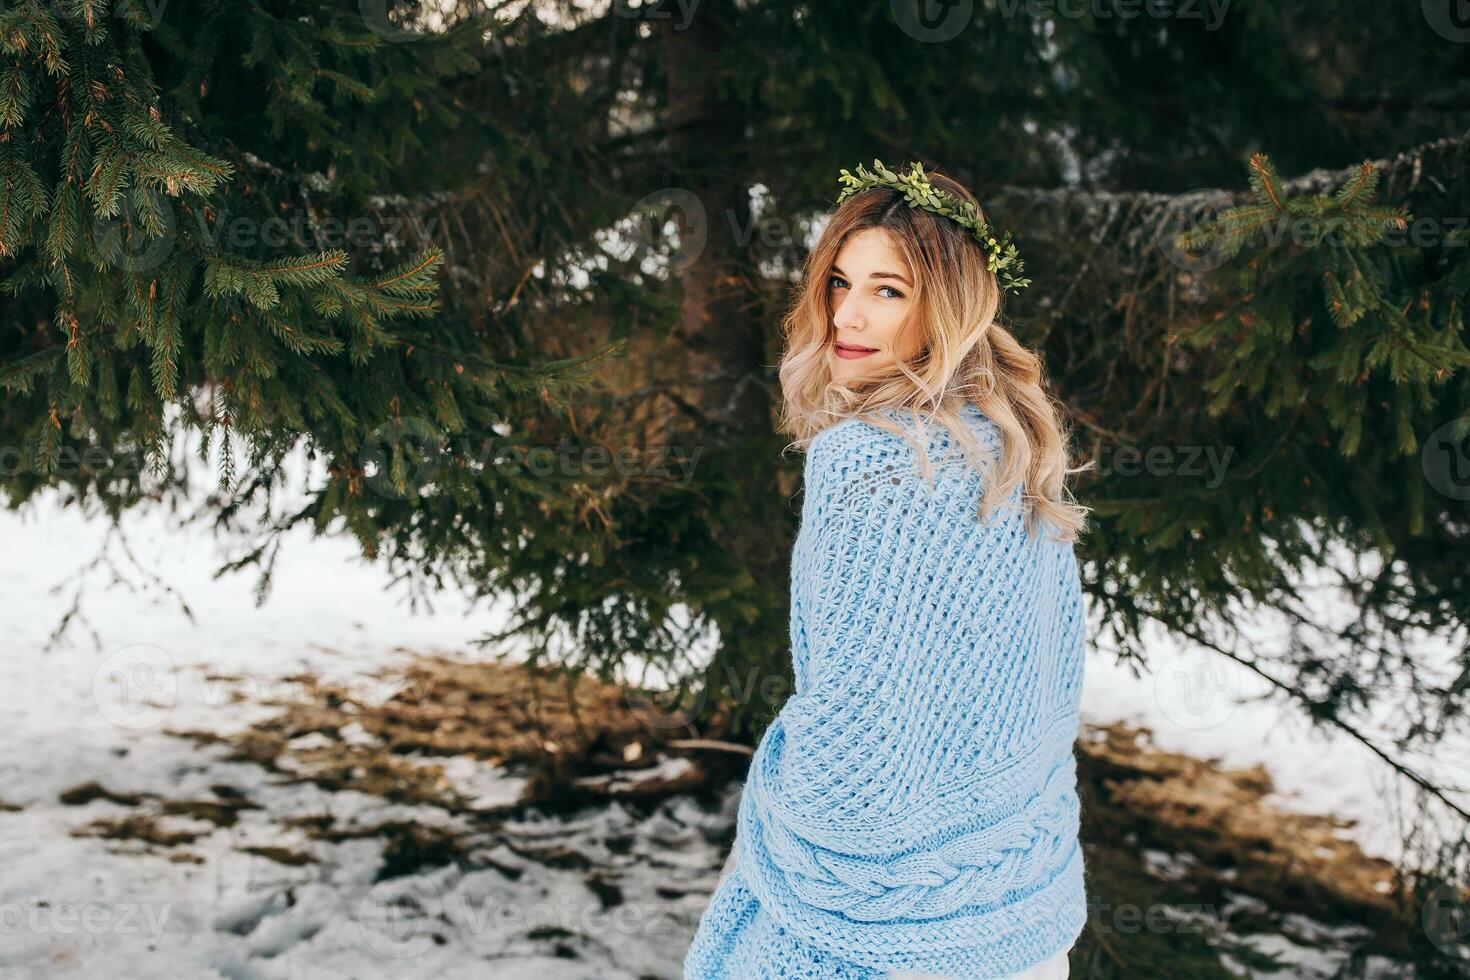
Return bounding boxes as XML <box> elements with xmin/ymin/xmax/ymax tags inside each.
<box><xmin>661</xmin><ymin>0</ymin><xmax>770</xmax><ymax>437</ymax></box>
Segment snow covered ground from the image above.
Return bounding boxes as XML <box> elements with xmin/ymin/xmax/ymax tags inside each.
<box><xmin>0</xmin><ymin>481</ymin><xmax>1463</xmax><ymax>977</ymax></box>
<box><xmin>0</xmin><ymin>494</ymin><xmax>737</xmax><ymax>978</ymax></box>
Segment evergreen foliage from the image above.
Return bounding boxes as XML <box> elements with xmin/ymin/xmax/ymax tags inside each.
<box><xmin>1</xmin><ymin>2</ymin><xmax>1466</xmax><ymax>876</ymax></box>
<box><xmin>0</xmin><ymin>0</ymin><xmax>606</xmax><ymax>551</ymax></box>
<box><xmin>4</xmin><ymin>0</ymin><xmax>1468</xmax><ymax>969</ymax></box>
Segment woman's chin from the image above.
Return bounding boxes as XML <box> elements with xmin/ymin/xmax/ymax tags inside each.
<box><xmin>829</xmin><ymin>356</ymin><xmax>886</xmax><ymax>384</ymax></box>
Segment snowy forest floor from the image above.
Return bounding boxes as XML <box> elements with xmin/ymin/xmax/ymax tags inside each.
<box><xmin>1</xmin><ymin>500</ymin><xmax>1465</xmax><ymax>978</ymax></box>
<box><xmin>0</xmin><ymin>647</ymin><xmax>1439</xmax><ymax>979</ymax></box>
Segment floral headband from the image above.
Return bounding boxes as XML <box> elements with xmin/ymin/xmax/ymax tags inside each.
<box><xmin>836</xmin><ymin>159</ymin><xmax>1030</xmax><ymax>294</ymax></box>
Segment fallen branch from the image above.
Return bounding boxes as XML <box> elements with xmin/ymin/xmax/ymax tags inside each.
<box><xmin>666</xmin><ymin>738</ymin><xmax>754</xmax><ymax>756</ymax></box>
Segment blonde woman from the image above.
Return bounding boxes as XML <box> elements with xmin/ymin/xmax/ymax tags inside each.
<box><xmin>683</xmin><ymin>162</ymin><xmax>1089</xmax><ymax>980</ymax></box>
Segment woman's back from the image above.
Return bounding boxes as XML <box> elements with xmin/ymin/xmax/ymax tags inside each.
<box><xmin>684</xmin><ymin>405</ymin><xmax>1087</xmax><ymax>979</ymax></box>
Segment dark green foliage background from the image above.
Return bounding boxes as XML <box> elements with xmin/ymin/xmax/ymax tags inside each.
<box><xmin>1</xmin><ymin>0</ymin><xmax>1466</xmax><ymax>794</ymax></box>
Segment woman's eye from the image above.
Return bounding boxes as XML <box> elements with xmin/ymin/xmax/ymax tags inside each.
<box><xmin>829</xmin><ymin>277</ymin><xmax>905</xmax><ymax>301</ymax></box>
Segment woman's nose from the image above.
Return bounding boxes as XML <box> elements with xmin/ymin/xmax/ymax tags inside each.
<box><xmin>833</xmin><ymin>294</ymin><xmax>864</xmax><ymax>331</ymax></box>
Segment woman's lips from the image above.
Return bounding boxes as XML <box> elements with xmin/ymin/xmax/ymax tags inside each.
<box><xmin>833</xmin><ymin>341</ymin><xmax>878</xmax><ymax>360</ymax></box>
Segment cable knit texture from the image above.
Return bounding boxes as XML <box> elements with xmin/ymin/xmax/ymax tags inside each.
<box><xmin>684</xmin><ymin>404</ymin><xmax>1088</xmax><ymax>979</ymax></box>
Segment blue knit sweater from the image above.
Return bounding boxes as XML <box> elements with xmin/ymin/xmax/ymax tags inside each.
<box><xmin>683</xmin><ymin>404</ymin><xmax>1088</xmax><ymax>979</ymax></box>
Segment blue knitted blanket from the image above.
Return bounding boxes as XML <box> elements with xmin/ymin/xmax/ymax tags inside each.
<box><xmin>684</xmin><ymin>405</ymin><xmax>1088</xmax><ymax>979</ymax></box>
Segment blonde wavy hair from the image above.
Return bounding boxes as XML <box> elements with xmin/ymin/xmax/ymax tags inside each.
<box><xmin>777</xmin><ymin>165</ymin><xmax>1091</xmax><ymax>543</ymax></box>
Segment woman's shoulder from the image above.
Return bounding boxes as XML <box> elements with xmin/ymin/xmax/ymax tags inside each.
<box><xmin>808</xmin><ymin>409</ymin><xmax>902</xmax><ymax>453</ymax></box>
<box><xmin>807</xmin><ymin>404</ymin><xmax>999</xmax><ymax>474</ymax></box>
<box><xmin>804</xmin><ymin>411</ymin><xmax>908</xmax><ymax>477</ymax></box>
<box><xmin>809</xmin><ymin>402</ymin><xmax>996</xmax><ymax>452</ymax></box>
<box><xmin>803</xmin><ymin>404</ymin><xmax>1002</xmax><ymax>510</ymax></box>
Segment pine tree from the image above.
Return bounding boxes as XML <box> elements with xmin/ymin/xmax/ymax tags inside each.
<box><xmin>2</xmin><ymin>0</ymin><xmax>1470</xmax><ymax>899</ymax></box>
<box><xmin>5</xmin><ymin>1</ymin><xmax>1468</xmax><ymax>971</ymax></box>
<box><xmin>0</xmin><ymin>1</ymin><xmax>607</xmax><ymax>553</ymax></box>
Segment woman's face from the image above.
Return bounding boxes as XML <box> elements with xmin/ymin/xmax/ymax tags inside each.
<box><xmin>826</xmin><ymin>227</ymin><xmax>924</xmax><ymax>385</ymax></box>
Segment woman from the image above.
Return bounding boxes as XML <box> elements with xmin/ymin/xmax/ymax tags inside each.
<box><xmin>683</xmin><ymin>161</ymin><xmax>1090</xmax><ymax>980</ymax></box>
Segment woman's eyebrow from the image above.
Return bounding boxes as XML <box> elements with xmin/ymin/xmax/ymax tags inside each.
<box><xmin>830</xmin><ymin>265</ymin><xmax>913</xmax><ymax>287</ymax></box>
